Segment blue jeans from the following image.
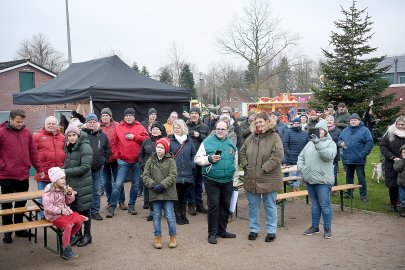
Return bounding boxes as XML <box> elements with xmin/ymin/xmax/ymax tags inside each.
<box><xmin>91</xmin><ymin>168</ymin><xmax>103</xmax><ymax>214</ymax></box>
<box><xmin>307</xmin><ymin>184</ymin><xmax>332</xmax><ymax>229</ymax></box>
<box><xmin>109</xmin><ymin>160</ymin><xmax>140</xmax><ymax>209</ymax></box>
<box><xmin>37</xmin><ymin>181</ymin><xmax>48</xmax><ymax>219</ymax></box>
<box><xmin>246</xmin><ymin>191</ymin><xmax>278</xmax><ymax>234</ymax></box>
<box><xmin>345</xmin><ymin>164</ymin><xmax>367</xmax><ymax>199</ymax></box>
<box><xmin>290</xmin><ymin>171</ymin><xmax>301</xmax><ymax>189</ymax></box>
<box><xmin>399</xmin><ymin>186</ymin><xmax>405</xmax><ymax>208</ymax></box>
<box><xmin>152</xmin><ymin>200</ymin><xmax>176</xmax><ymax>237</ymax></box>
<box><xmin>102</xmin><ymin>162</ymin><xmax>125</xmax><ymax>204</ymax></box>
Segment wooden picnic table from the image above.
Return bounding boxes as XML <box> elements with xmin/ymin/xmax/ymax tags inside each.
<box><xmin>0</xmin><ymin>190</ymin><xmax>43</xmax><ymax>204</ymax></box>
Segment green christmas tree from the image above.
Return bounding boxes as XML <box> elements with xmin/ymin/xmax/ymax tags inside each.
<box><xmin>159</xmin><ymin>66</ymin><xmax>173</xmax><ymax>85</ymax></box>
<box><xmin>179</xmin><ymin>64</ymin><xmax>196</xmax><ymax>98</ymax></box>
<box><xmin>309</xmin><ymin>0</ymin><xmax>399</xmax><ymax>138</ymax></box>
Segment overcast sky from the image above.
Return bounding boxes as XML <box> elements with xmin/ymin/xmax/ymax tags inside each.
<box><xmin>1</xmin><ymin>0</ymin><xmax>404</xmax><ymax>75</ymax></box>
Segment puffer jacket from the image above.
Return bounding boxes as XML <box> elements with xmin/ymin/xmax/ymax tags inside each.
<box><xmin>170</xmin><ymin>135</ymin><xmax>196</xmax><ymax>184</ymax></box>
<box><xmin>100</xmin><ymin>119</ymin><xmax>118</xmax><ymax>162</ymax></box>
<box><xmin>111</xmin><ymin>120</ymin><xmax>149</xmax><ymax>163</ymax></box>
<box><xmin>42</xmin><ymin>183</ymin><xmax>75</xmax><ymax>221</ymax></box>
<box><xmin>338</xmin><ymin>123</ymin><xmax>374</xmax><ymax>165</ymax></box>
<box><xmin>0</xmin><ymin>121</ymin><xmax>43</xmax><ymax>180</ymax></box>
<box><xmin>33</xmin><ymin>128</ymin><xmax>65</xmax><ymax>182</ymax></box>
<box><xmin>328</xmin><ymin>126</ymin><xmax>341</xmax><ymax>162</ymax></box>
<box><xmin>142</xmin><ymin>152</ymin><xmax>177</xmax><ymax>202</ymax></box>
<box><xmin>282</xmin><ymin>126</ymin><xmax>308</xmax><ymax>165</ymax></box>
<box><xmin>393</xmin><ymin>145</ymin><xmax>405</xmax><ymax>186</ymax></box>
<box><xmin>297</xmin><ymin>121</ymin><xmax>337</xmax><ymax>185</ymax></box>
<box><xmin>64</xmin><ymin>132</ymin><xmax>93</xmax><ymax>212</ymax></box>
<box><xmin>82</xmin><ymin>126</ymin><xmax>111</xmax><ymax>171</ymax></box>
<box><xmin>186</xmin><ymin>119</ymin><xmax>210</xmax><ymax>151</ymax></box>
<box><xmin>240</xmin><ymin>119</ymin><xmax>284</xmax><ymax>193</ymax></box>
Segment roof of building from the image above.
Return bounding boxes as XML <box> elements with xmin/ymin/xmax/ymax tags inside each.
<box><xmin>379</xmin><ymin>55</ymin><xmax>405</xmax><ymax>73</ymax></box>
<box><xmin>0</xmin><ymin>59</ymin><xmax>57</xmax><ymax>77</ymax></box>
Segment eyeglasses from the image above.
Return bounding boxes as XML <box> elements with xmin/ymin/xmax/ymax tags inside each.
<box><xmin>397</xmin><ymin>123</ymin><xmax>405</xmax><ymax>126</ymax></box>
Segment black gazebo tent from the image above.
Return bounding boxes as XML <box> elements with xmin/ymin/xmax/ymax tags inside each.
<box><xmin>13</xmin><ymin>55</ymin><xmax>191</xmax><ymax>121</ymax></box>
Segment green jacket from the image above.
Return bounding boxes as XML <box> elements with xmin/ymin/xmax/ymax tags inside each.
<box><xmin>142</xmin><ymin>152</ymin><xmax>177</xmax><ymax>202</ymax></box>
<box><xmin>63</xmin><ymin>131</ymin><xmax>93</xmax><ymax>212</ymax></box>
<box><xmin>240</xmin><ymin>120</ymin><xmax>284</xmax><ymax>193</ymax></box>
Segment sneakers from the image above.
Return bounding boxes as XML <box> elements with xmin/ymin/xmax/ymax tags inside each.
<box><xmin>106</xmin><ymin>208</ymin><xmax>114</xmax><ymax>218</ymax></box>
<box><xmin>208</xmin><ymin>234</ymin><xmax>217</xmax><ymax>244</ymax></box>
<box><xmin>61</xmin><ymin>246</ymin><xmax>79</xmax><ymax>260</ymax></box>
<box><xmin>303</xmin><ymin>226</ymin><xmax>320</xmax><ymax>236</ymax></box>
<box><xmin>119</xmin><ymin>202</ymin><xmax>128</xmax><ymax>210</ymax></box>
<box><xmin>188</xmin><ymin>204</ymin><xmax>197</xmax><ymax>216</ymax></box>
<box><xmin>169</xmin><ymin>236</ymin><xmax>177</xmax><ymax>248</ymax></box>
<box><xmin>128</xmin><ymin>206</ymin><xmax>137</xmax><ymax>215</ymax></box>
<box><xmin>154</xmin><ymin>236</ymin><xmax>162</xmax><ymax>249</ymax></box>
<box><xmin>265</xmin><ymin>233</ymin><xmax>276</xmax><ymax>242</ymax></box>
<box><xmin>3</xmin><ymin>233</ymin><xmax>12</xmax><ymax>244</ymax></box>
<box><xmin>91</xmin><ymin>213</ymin><xmax>103</xmax><ymax>221</ymax></box>
<box><xmin>324</xmin><ymin>228</ymin><xmax>332</xmax><ymax>239</ymax></box>
<box><xmin>248</xmin><ymin>232</ymin><xmax>258</xmax><ymax>241</ymax></box>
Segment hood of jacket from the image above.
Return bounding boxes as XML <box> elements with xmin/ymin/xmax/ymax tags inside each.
<box><xmin>249</xmin><ymin>118</ymin><xmax>277</xmax><ymax>134</ymax></box>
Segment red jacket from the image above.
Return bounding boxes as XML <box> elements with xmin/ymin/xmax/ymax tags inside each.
<box><xmin>111</xmin><ymin>120</ymin><xmax>149</xmax><ymax>163</ymax></box>
<box><xmin>33</xmin><ymin>128</ymin><xmax>66</xmax><ymax>182</ymax></box>
<box><xmin>0</xmin><ymin>121</ymin><xmax>44</xmax><ymax>180</ymax></box>
<box><xmin>100</xmin><ymin>119</ymin><xmax>118</xmax><ymax>162</ymax></box>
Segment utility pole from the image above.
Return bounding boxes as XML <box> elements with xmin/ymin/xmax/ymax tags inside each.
<box><xmin>65</xmin><ymin>0</ymin><xmax>72</xmax><ymax>66</ymax></box>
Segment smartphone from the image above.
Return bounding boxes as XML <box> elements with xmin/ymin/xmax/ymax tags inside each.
<box><xmin>308</xmin><ymin>128</ymin><xmax>320</xmax><ymax>138</ymax></box>
<box><xmin>215</xmin><ymin>149</ymin><xmax>222</xmax><ymax>156</ymax></box>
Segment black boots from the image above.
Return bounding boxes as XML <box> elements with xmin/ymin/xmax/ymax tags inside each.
<box><xmin>196</xmin><ymin>203</ymin><xmax>208</xmax><ymax>214</ymax></box>
<box><xmin>3</xmin><ymin>233</ymin><xmax>12</xmax><ymax>244</ymax></box>
<box><xmin>188</xmin><ymin>203</ymin><xmax>197</xmax><ymax>216</ymax></box>
<box><xmin>70</xmin><ymin>230</ymin><xmax>83</xmax><ymax>246</ymax></box>
<box><xmin>390</xmin><ymin>202</ymin><xmax>398</xmax><ymax>213</ymax></box>
<box><xmin>77</xmin><ymin>217</ymin><xmax>92</xmax><ymax>247</ymax></box>
<box><xmin>181</xmin><ymin>202</ymin><xmax>189</xmax><ymax>224</ymax></box>
<box><xmin>174</xmin><ymin>204</ymin><xmax>184</xmax><ymax>225</ymax></box>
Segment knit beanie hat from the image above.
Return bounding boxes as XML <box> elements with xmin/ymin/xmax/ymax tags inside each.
<box><xmin>124</xmin><ymin>108</ymin><xmax>135</xmax><ymax>116</ymax></box>
<box><xmin>151</xmin><ymin>122</ymin><xmax>167</xmax><ymax>137</ymax></box>
<box><xmin>349</xmin><ymin>113</ymin><xmax>361</xmax><ymax>120</ymax></box>
<box><xmin>65</xmin><ymin>124</ymin><xmax>80</xmax><ymax>136</ymax></box>
<box><xmin>221</xmin><ymin>106</ymin><xmax>232</xmax><ymax>114</ymax></box>
<box><xmin>101</xmin><ymin>108</ymin><xmax>112</xmax><ymax>117</ymax></box>
<box><xmin>156</xmin><ymin>137</ymin><xmax>170</xmax><ymax>153</ymax></box>
<box><xmin>293</xmin><ymin>117</ymin><xmax>301</xmax><ymax>123</ymax></box>
<box><xmin>325</xmin><ymin>115</ymin><xmax>335</xmax><ymax>122</ymax></box>
<box><xmin>85</xmin><ymin>113</ymin><xmax>98</xmax><ymax>122</ymax></box>
<box><xmin>189</xmin><ymin>107</ymin><xmax>200</xmax><ymax>114</ymax></box>
<box><xmin>48</xmin><ymin>167</ymin><xmax>65</xmax><ymax>183</ymax></box>
<box><xmin>148</xmin><ymin>108</ymin><xmax>157</xmax><ymax>116</ymax></box>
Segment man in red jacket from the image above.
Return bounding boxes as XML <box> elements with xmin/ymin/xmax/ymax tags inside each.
<box><xmin>99</xmin><ymin>108</ymin><xmax>128</xmax><ymax>210</ymax></box>
<box><xmin>33</xmin><ymin>116</ymin><xmax>66</xmax><ymax>219</ymax></box>
<box><xmin>0</xmin><ymin>109</ymin><xmax>45</xmax><ymax>244</ymax></box>
<box><xmin>106</xmin><ymin>108</ymin><xmax>149</xmax><ymax>218</ymax></box>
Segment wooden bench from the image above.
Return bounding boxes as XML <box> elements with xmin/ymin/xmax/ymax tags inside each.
<box><xmin>282</xmin><ymin>176</ymin><xmax>302</xmax><ymax>192</ymax></box>
<box><xmin>0</xmin><ymin>205</ymin><xmax>41</xmax><ymax>216</ymax></box>
<box><xmin>276</xmin><ymin>184</ymin><xmax>362</xmax><ymax>227</ymax></box>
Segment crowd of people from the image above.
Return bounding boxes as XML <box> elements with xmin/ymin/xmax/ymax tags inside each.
<box><xmin>1</xmin><ymin>101</ymin><xmax>405</xmax><ymax>259</ymax></box>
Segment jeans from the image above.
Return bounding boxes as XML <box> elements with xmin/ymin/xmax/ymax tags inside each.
<box><xmin>333</xmin><ymin>161</ymin><xmax>338</xmax><ymax>186</ymax></box>
<box><xmin>152</xmin><ymin>200</ymin><xmax>176</xmax><ymax>237</ymax></box>
<box><xmin>399</xmin><ymin>186</ymin><xmax>405</xmax><ymax>208</ymax></box>
<box><xmin>0</xmin><ymin>179</ymin><xmax>29</xmax><ymax>225</ymax></box>
<box><xmin>91</xmin><ymin>168</ymin><xmax>104</xmax><ymax>214</ymax></box>
<box><xmin>345</xmin><ymin>164</ymin><xmax>367</xmax><ymax>199</ymax></box>
<box><xmin>307</xmin><ymin>184</ymin><xmax>332</xmax><ymax>229</ymax></box>
<box><xmin>37</xmin><ymin>181</ymin><xmax>48</xmax><ymax>219</ymax></box>
<box><xmin>290</xmin><ymin>171</ymin><xmax>301</xmax><ymax>189</ymax></box>
<box><xmin>204</xmin><ymin>178</ymin><xmax>233</xmax><ymax>236</ymax></box>
<box><xmin>188</xmin><ymin>166</ymin><xmax>204</xmax><ymax>205</ymax></box>
<box><xmin>102</xmin><ymin>162</ymin><xmax>125</xmax><ymax>204</ymax></box>
<box><xmin>246</xmin><ymin>191</ymin><xmax>278</xmax><ymax>234</ymax></box>
<box><xmin>109</xmin><ymin>160</ymin><xmax>140</xmax><ymax>209</ymax></box>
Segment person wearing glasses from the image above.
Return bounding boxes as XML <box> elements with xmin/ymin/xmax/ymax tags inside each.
<box><xmin>194</xmin><ymin>120</ymin><xmax>239</xmax><ymax>244</ymax></box>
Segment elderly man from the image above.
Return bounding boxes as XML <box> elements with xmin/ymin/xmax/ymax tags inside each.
<box><xmin>99</xmin><ymin>108</ymin><xmax>128</xmax><ymax>211</ymax></box>
<box><xmin>0</xmin><ymin>109</ymin><xmax>45</xmax><ymax>244</ymax></box>
<box><xmin>33</xmin><ymin>116</ymin><xmax>66</xmax><ymax>218</ymax></box>
<box><xmin>195</xmin><ymin>120</ymin><xmax>239</xmax><ymax>244</ymax></box>
<box><xmin>338</xmin><ymin>113</ymin><xmax>374</xmax><ymax>202</ymax></box>
<box><xmin>107</xmin><ymin>108</ymin><xmax>149</xmax><ymax>218</ymax></box>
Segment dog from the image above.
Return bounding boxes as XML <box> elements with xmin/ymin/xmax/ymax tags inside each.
<box><xmin>371</xmin><ymin>162</ymin><xmax>383</xmax><ymax>183</ymax></box>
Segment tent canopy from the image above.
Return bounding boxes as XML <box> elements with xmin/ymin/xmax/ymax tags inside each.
<box><xmin>13</xmin><ymin>55</ymin><xmax>191</xmax><ymax>105</ymax></box>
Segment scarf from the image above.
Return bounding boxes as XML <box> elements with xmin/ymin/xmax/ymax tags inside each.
<box><xmin>394</xmin><ymin>128</ymin><xmax>405</xmax><ymax>138</ymax></box>
<box><xmin>175</xmin><ymin>134</ymin><xmax>187</xmax><ymax>145</ymax></box>
<box><xmin>328</xmin><ymin>124</ymin><xmax>336</xmax><ymax>132</ymax></box>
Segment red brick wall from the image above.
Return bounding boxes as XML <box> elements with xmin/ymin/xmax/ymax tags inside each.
<box><xmin>383</xmin><ymin>86</ymin><xmax>405</xmax><ymax>115</ymax></box>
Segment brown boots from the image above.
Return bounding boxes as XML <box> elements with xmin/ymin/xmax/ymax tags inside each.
<box><xmin>153</xmin><ymin>236</ymin><xmax>177</xmax><ymax>249</ymax></box>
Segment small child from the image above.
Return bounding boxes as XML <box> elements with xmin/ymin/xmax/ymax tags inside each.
<box><xmin>142</xmin><ymin>137</ymin><xmax>178</xmax><ymax>249</ymax></box>
<box><xmin>393</xmin><ymin>145</ymin><xmax>405</xmax><ymax>218</ymax></box>
<box><xmin>42</xmin><ymin>167</ymin><xmax>88</xmax><ymax>260</ymax></box>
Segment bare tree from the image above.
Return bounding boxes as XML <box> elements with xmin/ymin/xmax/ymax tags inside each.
<box><xmin>292</xmin><ymin>56</ymin><xmax>320</xmax><ymax>93</ymax></box>
<box><xmin>167</xmin><ymin>43</ymin><xmax>187</xmax><ymax>86</ymax></box>
<box><xmin>217</xmin><ymin>0</ymin><xmax>298</xmax><ymax>99</ymax></box>
<box><xmin>15</xmin><ymin>33</ymin><xmax>67</xmax><ymax>73</ymax></box>
<box><xmin>97</xmin><ymin>48</ymin><xmax>131</xmax><ymax>65</ymax></box>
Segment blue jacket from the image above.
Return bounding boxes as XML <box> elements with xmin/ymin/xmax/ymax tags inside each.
<box><xmin>328</xmin><ymin>126</ymin><xmax>341</xmax><ymax>163</ymax></box>
<box><xmin>338</xmin><ymin>124</ymin><xmax>374</xmax><ymax>165</ymax></box>
<box><xmin>282</xmin><ymin>127</ymin><xmax>308</xmax><ymax>165</ymax></box>
<box><xmin>276</xmin><ymin>120</ymin><xmax>288</xmax><ymax>140</ymax></box>
<box><xmin>169</xmin><ymin>135</ymin><xmax>196</xmax><ymax>184</ymax></box>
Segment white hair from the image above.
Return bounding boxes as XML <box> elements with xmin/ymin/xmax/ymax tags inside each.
<box><xmin>45</xmin><ymin>116</ymin><xmax>59</xmax><ymax>125</ymax></box>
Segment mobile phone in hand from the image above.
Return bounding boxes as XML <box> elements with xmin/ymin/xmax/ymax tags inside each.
<box><xmin>308</xmin><ymin>128</ymin><xmax>320</xmax><ymax>138</ymax></box>
<box><xmin>215</xmin><ymin>149</ymin><xmax>222</xmax><ymax>156</ymax></box>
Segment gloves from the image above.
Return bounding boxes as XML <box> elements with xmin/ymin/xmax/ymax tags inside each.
<box><xmin>152</xmin><ymin>183</ymin><xmax>165</xmax><ymax>193</ymax></box>
<box><xmin>310</xmin><ymin>134</ymin><xmax>320</xmax><ymax>144</ymax></box>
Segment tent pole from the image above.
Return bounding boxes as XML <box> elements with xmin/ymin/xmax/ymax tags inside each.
<box><xmin>89</xmin><ymin>96</ymin><xmax>93</xmax><ymax>113</ymax></box>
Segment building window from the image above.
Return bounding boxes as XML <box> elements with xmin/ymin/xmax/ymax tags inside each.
<box><xmin>54</xmin><ymin>110</ymin><xmax>71</xmax><ymax>123</ymax></box>
<box><xmin>0</xmin><ymin>111</ymin><xmax>10</xmax><ymax>123</ymax></box>
<box><xmin>399</xmin><ymin>72</ymin><xmax>405</xmax><ymax>84</ymax></box>
<box><xmin>381</xmin><ymin>74</ymin><xmax>394</xmax><ymax>84</ymax></box>
<box><xmin>19</xmin><ymin>72</ymin><xmax>35</xmax><ymax>92</ymax></box>
<box><xmin>233</xmin><ymin>97</ymin><xmax>238</xmax><ymax>102</ymax></box>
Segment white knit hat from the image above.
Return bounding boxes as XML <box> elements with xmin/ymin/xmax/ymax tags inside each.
<box><xmin>48</xmin><ymin>167</ymin><xmax>66</xmax><ymax>183</ymax></box>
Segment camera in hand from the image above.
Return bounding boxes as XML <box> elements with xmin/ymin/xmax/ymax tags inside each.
<box><xmin>308</xmin><ymin>128</ymin><xmax>320</xmax><ymax>138</ymax></box>
<box><xmin>215</xmin><ymin>149</ymin><xmax>222</xmax><ymax>156</ymax></box>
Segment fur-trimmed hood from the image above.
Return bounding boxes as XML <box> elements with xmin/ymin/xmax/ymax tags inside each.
<box><xmin>249</xmin><ymin>118</ymin><xmax>277</xmax><ymax>134</ymax></box>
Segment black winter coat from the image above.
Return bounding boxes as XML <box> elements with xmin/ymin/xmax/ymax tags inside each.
<box><xmin>139</xmin><ymin>136</ymin><xmax>161</xmax><ymax>171</ymax></box>
<box><xmin>169</xmin><ymin>135</ymin><xmax>196</xmax><ymax>184</ymax></box>
<box><xmin>186</xmin><ymin>120</ymin><xmax>209</xmax><ymax>151</ymax></box>
<box><xmin>64</xmin><ymin>132</ymin><xmax>93</xmax><ymax>212</ymax></box>
<box><xmin>380</xmin><ymin>132</ymin><xmax>405</xmax><ymax>188</ymax></box>
<box><xmin>328</xmin><ymin>126</ymin><xmax>341</xmax><ymax>162</ymax></box>
<box><xmin>83</xmin><ymin>128</ymin><xmax>110</xmax><ymax>171</ymax></box>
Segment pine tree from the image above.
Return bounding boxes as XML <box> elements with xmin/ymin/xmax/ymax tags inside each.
<box><xmin>276</xmin><ymin>57</ymin><xmax>293</xmax><ymax>93</ymax></box>
<box><xmin>309</xmin><ymin>0</ymin><xmax>399</xmax><ymax>138</ymax></box>
<box><xmin>159</xmin><ymin>66</ymin><xmax>173</xmax><ymax>85</ymax></box>
<box><xmin>131</xmin><ymin>62</ymin><xmax>139</xmax><ymax>72</ymax></box>
<box><xmin>141</xmin><ymin>66</ymin><xmax>150</xmax><ymax>77</ymax></box>
<box><xmin>179</xmin><ymin>64</ymin><xmax>196</xmax><ymax>98</ymax></box>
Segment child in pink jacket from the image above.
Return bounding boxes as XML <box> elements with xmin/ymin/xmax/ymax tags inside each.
<box><xmin>42</xmin><ymin>167</ymin><xmax>87</xmax><ymax>260</ymax></box>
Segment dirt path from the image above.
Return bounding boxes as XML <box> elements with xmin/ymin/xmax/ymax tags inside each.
<box><xmin>1</xmin><ymin>181</ymin><xmax>404</xmax><ymax>270</ymax></box>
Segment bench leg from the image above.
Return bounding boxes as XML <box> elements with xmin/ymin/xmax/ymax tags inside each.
<box><xmin>340</xmin><ymin>191</ymin><xmax>344</xmax><ymax>211</ymax></box>
<box><xmin>283</xmin><ymin>182</ymin><xmax>287</xmax><ymax>193</ymax></box>
<box><xmin>277</xmin><ymin>200</ymin><xmax>285</xmax><ymax>227</ymax></box>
